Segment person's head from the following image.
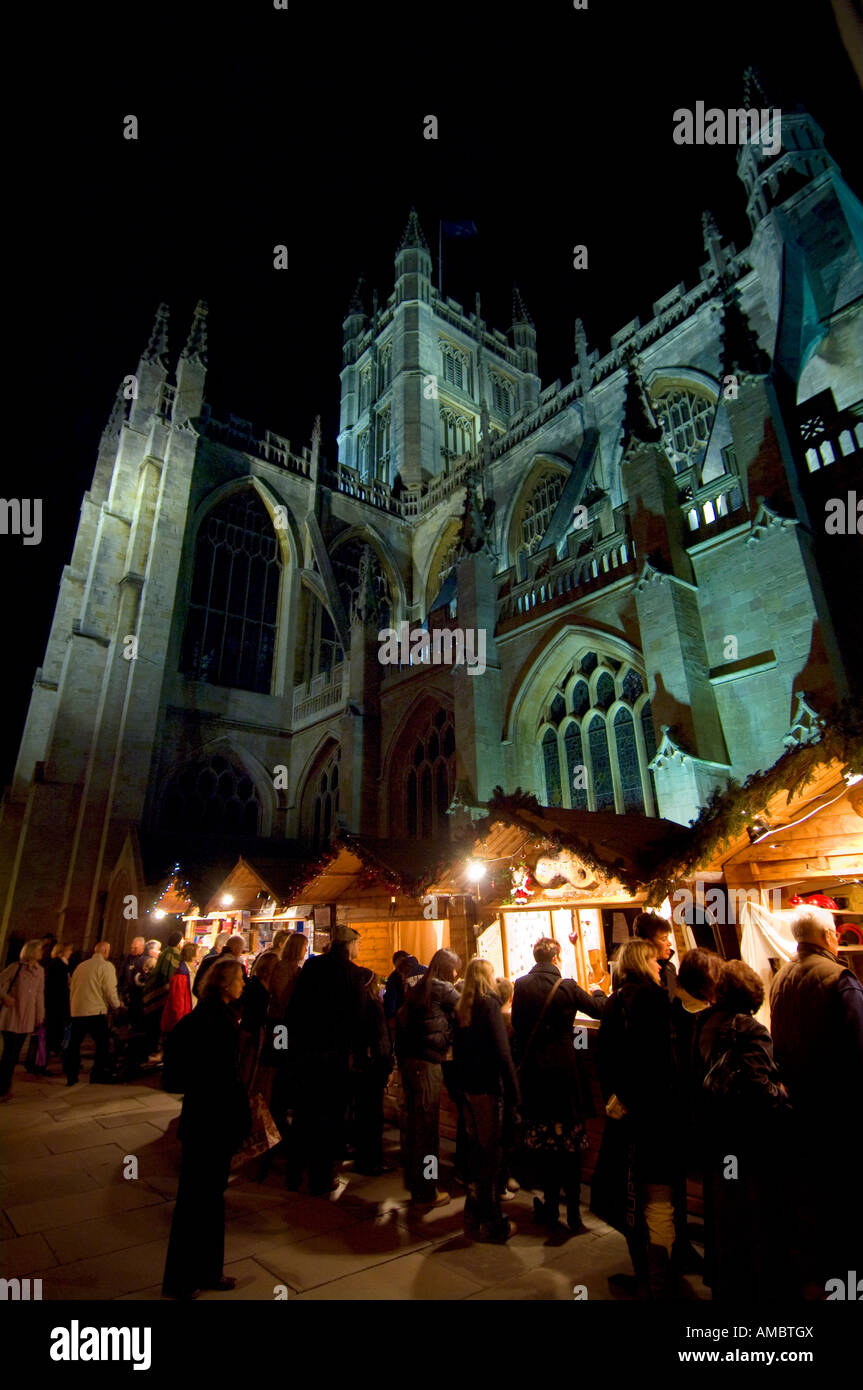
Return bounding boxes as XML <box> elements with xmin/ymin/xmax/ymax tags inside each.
<box><xmin>677</xmin><ymin>948</ymin><xmax>722</xmax><ymax>1003</ymax></box>
<box><xmin>20</xmin><ymin>939</ymin><xmax>44</xmax><ymax>964</ymax></box>
<box><xmin>282</xmin><ymin>932</ymin><xmax>309</xmax><ymax>970</ymax></box>
<box><xmin>213</xmin><ymin>930</ymin><xmax>232</xmax><ymax>953</ymax></box>
<box><xmin>634</xmin><ymin>912</ymin><xmax>673</xmax><ymax>960</ymax></box>
<box><xmin>224</xmin><ymin>935</ymin><xmax>246</xmax><ymax>958</ymax></box>
<box><xmin>496</xmin><ymin>977</ymin><xmax>514</xmax><ymax>1009</ymax></box>
<box><xmin>201</xmin><ymin>957</ymin><xmax>245</xmax><ymax>1003</ymax></box>
<box><xmin>92</xmin><ymin>941</ymin><xmax>111</xmax><ymax>960</ymax></box>
<box><xmin>392</xmin><ymin>950</ymin><xmax>409</xmax><ymax>970</ymax></box>
<box><xmin>397</xmin><ymin>954</ymin><xmax>421</xmax><ymax>979</ymax></box>
<box><xmin>616</xmin><ymin>937</ymin><xmax>660</xmax><ymax>986</ymax></box>
<box><xmin>271</xmin><ymin>929</ymin><xmax>292</xmax><ymax>957</ymax></box>
<box><xmin>330</xmin><ymin>925</ymin><xmax>361</xmax><ymax>958</ymax></box>
<box><xmin>427</xmin><ymin>949</ymin><xmax>461</xmax><ymax>984</ymax></box>
<box><xmin>457</xmin><ymin>956</ymin><xmax>496</xmax><ymax>1025</ymax></box>
<box><xmin>790</xmin><ymin>905</ymin><xmax>839</xmax><ymax>957</ymax></box>
<box><xmin>254</xmin><ymin>951</ymin><xmax>278</xmax><ymax>990</ymax></box>
<box><xmin>166</xmin><ymin>930</ymin><xmax>183</xmax><ymax>949</ymax></box>
<box><xmin>51</xmin><ymin>942</ymin><xmax>73</xmax><ymax>962</ymax></box>
<box><xmin>129</xmin><ymin>937</ymin><xmax>145</xmax><ymax>957</ymax></box>
<box><xmin>181</xmin><ymin>941</ymin><xmax>199</xmax><ymax>965</ymax></box>
<box><xmin>715</xmin><ymin>959</ymin><xmax>764</xmax><ymax>1016</ymax></box>
<box><xmin>533</xmin><ymin>937</ymin><xmax>561</xmax><ymax>967</ymax></box>
<box><xmin>145</xmin><ymin>939</ymin><xmax>161</xmax><ymax>958</ymax></box>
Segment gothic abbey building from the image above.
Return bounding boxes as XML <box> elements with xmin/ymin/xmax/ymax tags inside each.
<box><xmin>1</xmin><ymin>102</ymin><xmax>861</xmax><ymax>952</ymax></box>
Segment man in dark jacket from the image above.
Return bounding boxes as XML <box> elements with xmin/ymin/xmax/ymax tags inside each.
<box><xmin>511</xmin><ymin>938</ymin><xmax>606</xmax><ymax>1233</ymax></box>
<box><xmin>769</xmin><ymin>904</ymin><xmax>863</xmax><ymax>1288</ymax></box>
<box><xmin>285</xmin><ymin>925</ymin><xmax>368</xmax><ymax>1197</ymax></box>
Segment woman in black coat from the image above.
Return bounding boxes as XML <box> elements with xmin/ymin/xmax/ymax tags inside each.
<box><xmin>396</xmin><ymin>948</ymin><xmax>461</xmax><ymax>1207</ymax></box>
<box><xmin>44</xmin><ymin>943</ymin><xmax>73</xmax><ymax>1060</ymax></box>
<box><xmin>162</xmin><ymin>958</ymin><xmax>252</xmax><ymax>1300</ymax></box>
<box><xmin>590</xmin><ymin>937</ymin><xmax>680</xmax><ymax>1298</ymax></box>
<box><xmin>697</xmin><ymin>959</ymin><xmax>792</xmax><ymax>1301</ymax></box>
<box><xmin>511</xmin><ymin>937</ymin><xmax>606</xmax><ymax>1234</ymax></box>
<box><xmin>453</xmin><ymin>958</ymin><xmax>520</xmax><ymax>1243</ymax></box>
<box><xmin>349</xmin><ymin>970</ymin><xmax>394</xmax><ymax>1175</ymax></box>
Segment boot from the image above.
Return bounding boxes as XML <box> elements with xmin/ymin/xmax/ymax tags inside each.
<box><xmin>647</xmin><ymin>1243</ymin><xmax>674</xmax><ymax>1300</ymax></box>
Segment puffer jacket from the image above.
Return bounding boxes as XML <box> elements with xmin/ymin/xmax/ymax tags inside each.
<box><xmin>396</xmin><ymin>977</ymin><xmax>460</xmax><ymax>1064</ymax></box>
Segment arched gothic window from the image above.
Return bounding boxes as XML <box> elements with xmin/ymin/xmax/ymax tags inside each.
<box><xmin>538</xmin><ymin>656</ymin><xmax>657</xmax><ymax>815</ymax></box>
<box><xmin>515</xmin><ymin>469</ymin><xmax>566</xmax><ymax>573</ymax></box>
<box><xmin>311</xmin><ymin>746</ymin><xmax>340</xmax><ymax>852</ymax></box>
<box><xmin>490</xmin><ymin>372</ymin><xmax>516</xmax><ymax>418</ymax></box>
<box><xmin>402</xmin><ymin>707</ymin><xmax>456</xmax><ymax>839</ymax></box>
<box><xmin>332</xmin><ymin>538</ymin><xmax>392</xmax><ymax>629</ymax></box>
<box><xmin>161</xmin><ymin>754</ymin><xmax>261</xmax><ymax>835</ymax></box>
<box><xmin>440</xmin><ymin>407</ymin><xmax>475</xmax><ymax>469</ymax></box>
<box><xmin>441</xmin><ymin>341</ymin><xmax>472</xmax><ymax>394</ymax></box>
<box><xmin>651</xmin><ymin>387</ymin><xmax>715</xmax><ymax>473</ymax></box>
<box><xmin>183</xmin><ymin>490</ymin><xmax>281</xmax><ymax>694</ymax></box>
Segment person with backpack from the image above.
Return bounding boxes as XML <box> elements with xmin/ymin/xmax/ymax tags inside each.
<box><xmin>697</xmin><ymin>959</ymin><xmax>792</xmax><ymax>1300</ymax></box>
<box><xmin>0</xmin><ymin>940</ymin><xmax>46</xmax><ymax>1100</ymax></box>
<box><xmin>511</xmin><ymin>937</ymin><xmax>605</xmax><ymax>1236</ymax></box>
<box><xmin>162</xmin><ymin>957</ymin><xmax>251</xmax><ymax>1300</ymax></box>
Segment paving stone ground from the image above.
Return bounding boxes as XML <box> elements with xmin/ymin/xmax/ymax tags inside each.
<box><xmin>0</xmin><ymin>1064</ymin><xmax>709</xmax><ymax>1302</ymax></box>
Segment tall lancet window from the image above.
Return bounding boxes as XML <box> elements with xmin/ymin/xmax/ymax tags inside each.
<box><xmin>183</xmin><ymin>490</ymin><xmax>281</xmax><ymax>694</ymax></box>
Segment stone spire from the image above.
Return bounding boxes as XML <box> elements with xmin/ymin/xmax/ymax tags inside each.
<box><xmin>720</xmin><ymin>279</ymin><xmax>770</xmax><ymax>378</ymax></box>
<box><xmin>346</xmin><ymin>275</ymin><xmax>366</xmax><ymax>317</ymax></box>
<box><xmin>397</xmin><ymin>207</ymin><xmax>430</xmax><ymax>254</ymax></box>
<box><xmin>743</xmin><ymin>65</ymin><xmax>769</xmax><ymax>111</ymax></box>
<box><xmin>702</xmin><ymin>210</ymin><xmax>727</xmax><ymax>279</ymax></box>
<box><xmin>457</xmin><ymin>471</ymin><xmax>491</xmax><ymax>558</ymax></box>
<box><xmin>574</xmin><ymin>317</ymin><xmax>594</xmax><ymax>392</ymax></box>
<box><xmin>142</xmin><ymin>302</ymin><xmax>170</xmax><ymax>366</ymax></box>
<box><xmin>181</xmin><ymin>300</ymin><xmax>208</xmax><ymax>366</ymax></box>
<box><xmin>621</xmin><ymin>354</ymin><xmax>662</xmax><ymax>449</ymax></box>
<box><xmin>351</xmin><ymin>546</ymin><xmax>381</xmax><ymax>626</ymax></box>
<box><xmin>512</xmin><ymin>284</ymin><xmax>534</xmax><ymax>328</ymax></box>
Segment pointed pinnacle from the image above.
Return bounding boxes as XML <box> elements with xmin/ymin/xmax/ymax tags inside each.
<box><xmin>101</xmin><ymin>382</ymin><xmax>127</xmax><ymax>443</ymax></box>
<box><xmin>621</xmin><ymin>354</ymin><xmax>662</xmax><ymax>448</ymax></box>
<box><xmin>702</xmin><ymin>210</ymin><xmax>721</xmax><ymax>249</ymax></box>
<box><xmin>181</xmin><ymin>300</ymin><xmax>208</xmax><ymax>366</ymax></box>
<box><xmin>397</xmin><ymin>207</ymin><xmax>430</xmax><ymax>254</ymax></box>
<box><xmin>743</xmin><ymin>65</ymin><xmax>768</xmax><ymax>111</ymax></box>
<box><xmin>142</xmin><ymin>302</ymin><xmax>170</xmax><ymax>366</ymax></box>
<box><xmin>512</xmin><ymin>284</ymin><xmax>534</xmax><ymax>329</ymax></box>
<box><xmin>347</xmin><ymin>274</ymin><xmax>366</xmax><ymax>317</ymax></box>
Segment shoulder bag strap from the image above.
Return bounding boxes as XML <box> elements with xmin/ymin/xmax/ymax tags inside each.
<box><xmin>518</xmin><ymin>976</ymin><xmax>564</xmax><ymax>1071</ymax></box>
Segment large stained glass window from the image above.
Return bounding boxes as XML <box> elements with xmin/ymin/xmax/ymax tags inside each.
<box><xmin>183</xmin><ymin>491</ymin><xmax>281</xmax><ymax>694</ymax></box>
<box><xmin>161</xmin><ymin>754</ymin><xmax>260</xmax><ymax>835</ymax></box>
<box><xmin>538</xmin><ymin>653</ymin><xmax>656</xmax><ymax>815</ymax></box>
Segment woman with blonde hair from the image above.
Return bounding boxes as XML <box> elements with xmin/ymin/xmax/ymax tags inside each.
<box><xmin>0</xmin><ymin>940</ymin><xmax>46</xmax><ymax>1100</ymax></box>
<box><xmin>453</xmin><ymin>957</ymin><xmax>520</xmax><ymax>1242</ymax></box>
<box><xmin>590</xmin><ymin>934</ymin><xmax>680</xmax><ymax>1299</ymax></box>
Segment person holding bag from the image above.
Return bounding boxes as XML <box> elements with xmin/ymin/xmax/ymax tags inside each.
<box><xmin>0</xmin><ymin>940</ymin><xmax>46</xmax><ymax>1101</ymax></box>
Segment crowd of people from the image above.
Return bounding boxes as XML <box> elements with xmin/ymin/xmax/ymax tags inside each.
<box><xmin>0</xmin><ymin>901</ymin><xmax>860</xmax><ymax>1304</ymax></box>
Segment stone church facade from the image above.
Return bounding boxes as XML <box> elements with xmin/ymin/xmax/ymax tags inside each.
<box><xmin>1</xmin><ymin>100</ymin><xmax>861</xmax><ymax>954</ymax></box>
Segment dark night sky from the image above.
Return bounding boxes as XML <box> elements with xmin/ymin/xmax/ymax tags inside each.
<box><xmin>4</xmin><ymin>1</ymin><xmax>861</xmax><ymax>783</ymax></box>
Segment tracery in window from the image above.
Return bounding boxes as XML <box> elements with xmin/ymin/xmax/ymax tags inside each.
<box><xmin>514</xmin><ymin>468</ymin><xmax>566</xmax><ymax>571</ymax></box>
<box><xmin>183</xmin><ymin>490</ymin><xmax>281</xmax><ymax>694</ymax></box>
<box><xmin>401</xmin><ymin>706</ymin><xmax>456</xmax><ymax>838</ymax></box>
<box><xmin>537</xmin><ymin>654</ymin><xmax>656</xmax><ymax>816</ymax></box>
<box><xmin>161</xmin><ymin>754</ymin><xmax>261</xmax><ymax>836</ymax></box>
<box><xmin>440</xmin><ymin>407</ymin><xmax>475</xmax><ymax>469</ymax></box>
<box><xmin>651</xmin><ymin>386</ymin><xmax>715</xmax><ymax>474</ymax></box>
<box><xmin>441</xmin><ymin>341</ymin><xmax>473</xmax><ymax>394</ymax></box>
<box><xmin>331</xmin><ymin>538</ymin><xmax>392</xmax><ymax>629</ymax></box>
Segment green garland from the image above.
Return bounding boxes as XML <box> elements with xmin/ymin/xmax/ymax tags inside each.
<box><xmin>480</xmin><ymin>787</ymin><xmax>644</xmax><ymax>895</ymax></box>
<box><xmin>644</xmin><ymin>697</ymin><xmax>863</xmax><ymax>904</ymax></box>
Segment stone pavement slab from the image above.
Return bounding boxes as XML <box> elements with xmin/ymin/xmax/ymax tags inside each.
<box><xmin>6</xmin><ymin>1178</ymin><xmax>164</xmax><ymax>1235</ymax></box>
<box><xmin>0</xmin><ymin>1231</ymin><xmax>58</xmax><ymax>1277</ymax></box>
<box><xmin>43</xmin><ymin>1201</ymin><xmax>177</xmax><ymax>1265</ymax></box>
<box><xmin>294</xmin><ymin>1248</ymin><xmax>484</xmax><ymax>1300</ymax></box>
